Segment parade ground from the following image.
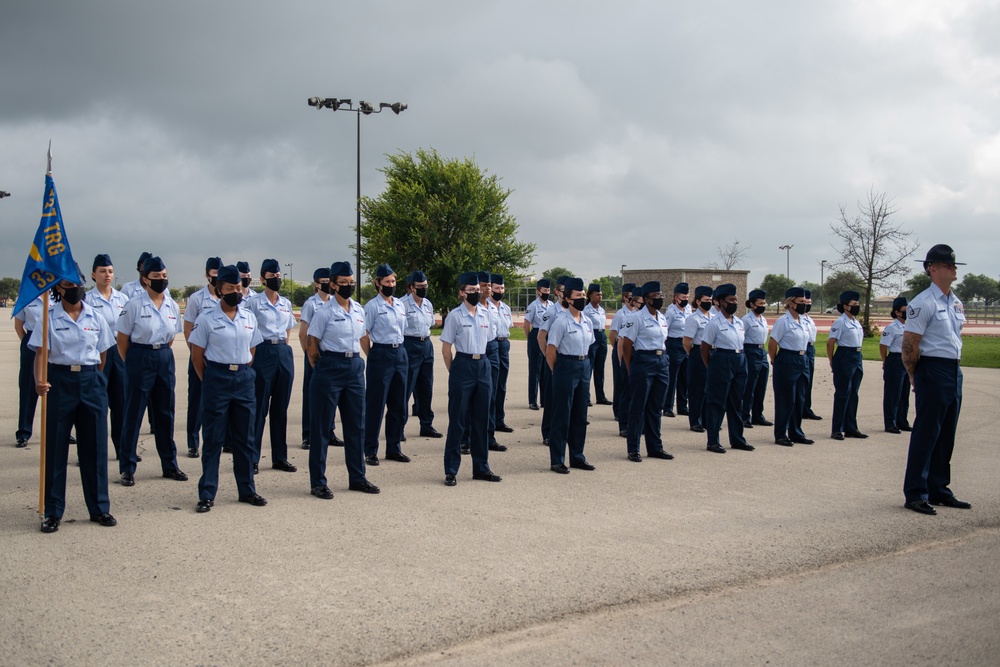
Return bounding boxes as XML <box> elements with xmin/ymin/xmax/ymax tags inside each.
<box><xmin>1</xmin><ymin>326</ymin><xmax>997</xmax><ymax>666</ymax></box>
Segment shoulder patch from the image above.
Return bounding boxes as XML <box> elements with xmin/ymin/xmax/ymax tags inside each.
<box><xmin>881</xmin><ymin>329</ymin><xmax>889</xmax><ymax>337</ymax></box>
<box><xmin>907</xmin><ymin>306</ymin><xmax>920</xmax><ymax>318</ymax></box>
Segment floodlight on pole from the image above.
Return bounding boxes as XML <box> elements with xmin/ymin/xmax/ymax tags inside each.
<box><xmin>778</xmin><ymin>244</ymin><xmax>794</xmax><ymax>279</ymax></box>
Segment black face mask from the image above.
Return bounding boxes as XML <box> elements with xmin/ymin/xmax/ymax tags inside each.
<box><xmin>147</xmin><ymin>278</ymin><xmax>169</xmax><ymax>294</ymax></box>
<box><xmin>466</xmin><ymin>292</ymin><xmax>481</xmax><ymax>306</ymax></box>
<box><xmin>380</xmin><ymin>284</ymin><xmax>395</xmax><ymax>298</ymax></box>
<box><xmin>539</xmin><ymin>293</ymin><xmax>549</xmax><ymax>302</ymax></box>
<box><xmin>699</xmin><ymin>301</ymin><xmax>712</xmax><ymax>311</ymax></box>
<box><xmin>724</xmin><ymin>302</ymin><xmax>739</xmax><ymax>316</ymax></box>
<box><xmin>492</xmin><ymin>291</ymin><xmax>503</xmax><ymax>301</ymax></box>
<box><xmin>899</xmin><ymin>312</ymin><xmax>907</xmax><ymax>321</ymax></box>
<box><xmin>61</xmin><ymin>286</ymin><xmax>85</xmax><ymax>304</ymax></box>
<box><xmin>678</xmin><ymin>299</ymin><xmax>689</xmax><ymax>309</ymax></box>
<box><xmin>222</xmin><ymin>292</ymin><xmax>243</xmax><ymax>307</ymax></box>
<box><xmin>319</xmin><ymin>282</ymin><xmax>332</xmax><ymax>294</ymax></box>
<box><xmin>804</xmin><ymin>303</ymin><xmax>812</xmax><ymax>313</ymax></box>
<box><xmin>571</xmin><ymin>297</ymin><xmax>587</xmax><ymax>311</ymax></box>
<box><xmin>754</xmin><ymin>305</ymin><xmax>766</xmax><ymax>316</ymax></box>
<box><xmin>414</xmin><ymin>287</ymin><xmax>427</xmax><ymax>299</ymax></box>
<box><xmin>241</xmin><ymin>277</ymin><xmax>252</xmax><ymax>288</ymax></box>
<box><xmin>265</xmin><ymin>277</ymin><xmax>282</xmax><ymax>292</ymax></box>
<box><xmin>795</xmin><ymin>303</ymin><xmax>807</xmax><ymax>315</ymax></box>
<box><xmin>209</xmin><ymin>276</ymin><xmax>218</xmax><ymax>287</ymax></box>
<box><xmin>649</xmin><ymin>298</ymin><xmax>665</xmax><ymax>311</ymax></box>
<box><xmin>337</xmin><ymin>284</ymin><xmax>355</xmax><ymax>300</ymax></box>
<box><xmin>849</xmin><ymin>305</ymin><xmax>861</xmax><ymax>316</ymax></box>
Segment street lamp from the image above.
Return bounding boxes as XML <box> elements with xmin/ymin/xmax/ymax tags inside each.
<box><xmin>820</xmin><ymin>259</ymin><xmax>830</xmax><ymax>311</ymax></box>
<box><xmin>307</xmin><ymin>96</ymin><xmax>408</xmax><ymax>286</ymax></box>
<box><xmin>284</xmin><ymin>263</ymin><xmax>293</xmax><ymax>285</ymax></box>
<box><xmin>778</xmin><ymin>244</ymin><xmax>793</xmax><ymax>279</ymax></box>
<box><xmin>0</xmin><ymin>191</ymin><xmax>10</xmax><ymax>199</ymax></box>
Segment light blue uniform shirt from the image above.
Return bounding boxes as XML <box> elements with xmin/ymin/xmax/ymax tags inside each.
<box><xmin>299</xmin><ymin>292</ymin><xmax>331</xmax><ymax>327</ymax></box>
<box><xmin>770</xmin><ymin>312</ymin><xmax>810</xmax><ymax>352</ymax></box>
<box><xmin>486</xmin><ymin>301</ymin><xmax>500</xmax><ymax>341</ymax></box>
<box><xmin>802</xmin><ymin>313</ymin><xmax>818</xmax><ymax>344</ymax></box>
<box><xmin>741</xmin><ymin>312</ymin><xmax>769</xmax><ymax>345</ymax></box>
<box><xmin>85</xmin><ymin>286</ymin><xmax>129</xmax><ymax>329</ymax></box>
<box><xmin>683</xmin><ymin>309</ymin><xmax>715</xmax><ymax>345</ymax></box>
<box><xmin>14</xmin><ymin>296</ymin><xmax>48</xmax><ymax>332</ymax></box>
<box><xmin>538</xmin><ymin>303</ymin><xmax>567</xmax><ymax>333</ymax></box>
<box><xmin>904</xmin><ymin>283</ymin><xmax>964</xmax><ymax>359</ymax></box>
<box><xmin>29</xmin><ymin>302</ymin><xmax>116</xmax><ymax>365</ymax></box>
<box><xmin>583</xmin><ymin>302</ymin><xmax>606</xmax><ymax>332</ymax></box>
<box><xmin>399</xmin><ymin>293</ymin><xmax>434</xmax><ymax>338</ymax></box>
<box><xmin>184</xmin><ymin>285</ymin><xmax>219</xmax><ymax>324</ymax></box>
<box><xmin>120</xmin><ymin>279</ymin><xmax>146</xmax><ymax>301</ymax></box>
<box><xmin>440</xmin><ymin>303</ymin><xmax>490</xmax><ymax>355</ymax></box>
<box><xmin>665</xmin><ymin>303</ymin><xmax>689</xmax><ymax>339</ymax></box>
<box><xmin>610</xmin><ymin>305</ymin><xmax>635</xmax><ymax>335</ymax></box>
<box><xmin>622</xmin><ymin>307</ymin><xmax>669</xmax><ymax>350</ymax></box>
<box><xmin>548</xmin><ymin>311</ymin><xmax>595</xmax><ymax>356</ymax></box>
<box><xmin>881</xmin><ymin>318</ymin><xmax>905</xmax><ymax>354</ymax></box>
<box><xmin>363</xmin><ymin>295</ymin><xmax>406</xmax><ymax>345</ymax></box>
<box><xmin>188</xmin><ymin>307</ymin><xmax>263</xmax><ymax>365</ymax></box>
<box><xmin>703</xmin><ymin>314</ymin><xmax>746</xmax><ymax>351</ymax></box>
<box><xmin>308</xmin><ymin>299</ymin><xmax>366</xmax><ymax>354</ymax></box>
<box><xmin>493</xmin><ymin>298</ymin><xmax>513</xmax><ymax>338</ymax></box>
<box><xmin>829</xmin><ymin>313</ymin><xmax>864</xmax><ymax>349</ymax></box>
<box><xmin>116</xmin><ymin>292</ymin><xmax>182</xmax><ymax>345</ymax></box>
<box><xmin>247</xmin><ymin>292</ymin><xmax>295</xmax><ymax>341</ymax></box>
<box><xmin>524</xmin><ymin>298</ymin><xmax>552</xmax><ymax>329</ymax></box>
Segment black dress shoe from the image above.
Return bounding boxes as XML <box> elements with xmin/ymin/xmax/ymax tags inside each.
<box><xmin>831</xmin><ymin>432</ymin><xmax>845</xmax><ymax>441</ymax></box>
<box><xmin>550</xmin><ymin>464</ymin><xmax>570</xmax><ymax>474</ymax></box>
<box><xmin>677</xmin><ymin>409</ymin><xmax>690</xmax><ymax>416</ymax></box>
<box><xmin>570</xmin><ymin>460</ymin><xmax>596</xmax><ymax>471</ymax></box>
<box><xmin>136</xmin><ymin>455</ymin><xmax>142</xmax><ymax>462</ymax></box>
<box><xmin>627</xmin><ymin>452</ymin><xmax>642</xmax><ymax>462</ymax></box>
<box><xmin>252</xmin><ymin>463</ymin><xmax>259</xmax><ymax>475</ymax></box>
<box><xmin>330</xmin><ymin>432</ymin><xmax>345</xmax><ymax>447</ymax></box>
<box><xmin>929</xmin><ymin>497</ymin><xmax>972</xmax><ymax>509</ymax></box>
<box><xmin>899</xmin><ymin>424</ymin><xmax>912</xmax><ymax>432</ymax></box>
<box><xmin>775</xmin><ymin>438</ymin><xmax>794</xmax><ymax>447</ymax></box>
<box><xmin>120</xmin><ymin>472</ymin><xmax>135</xmax><ymax>487</ymax></box>
<box><xmin>16</xmin><ymin>438</ymin><xmax>27</xmax><ymax>448</ymax></box>
<box><xmin>349</xmin><ymin>480</ymin><xmax>381</xmax><ymax>494</ymax></box>
<box><xmin>619</xmin><ymin>429</ymin><xmax>628</xmax><ymax>438</ymax></box>
<box><xmin>752</xmin><ymin>418</ymin><xmax>774</xmax><ymax>426</ymax></box>
<box><xmin>187</xmin><ymin>448</ymin><xmax>199</xmax><ymax>458</ymax></box>
<box><xmin>238</xmin><ymin>493</ymin><xmax>268</xmax><ymax>507</ymax></box>
<box><xmin>529</xmin><ymin>403</ymin><xmax>540</xmax><ymax>411</ymax></box>
<box><xmin>664</xmin><ymin>410</ymin><xmax>675</xmax><ymax>418</ymax></box>
<box><xmin>488</xmin><ymin>442</ymin><xmax>508</xmax><ymax>452</ymax></box>
<box><xmin>803</xmin><ymin>412</ymin><xmax>823</xmax><ymax>420</ymax></box>
<box><xmin>596</xmin><ymin>398</ymin><xmax>613</xmax><ymax>405</ymax></box>
<box><xmin>90</xmin><ymin>513</ymin><xmax>117</xmax><ymax>527</ymax></box>
<box><xmin>588</xmin><ymin>400</ymin><xmax>593</xmax><ymax>407</ymax></box>
<box><xmin>743</xmin><ymin>421</ymin><xmax>753</xmax><ymax>429</ymax></box>
<box><xmin>385</xmin><ymin>452</ymin><xmax>411</xmax><ymax>463</ymax></box>
<box><xmin>648</xmin><ymin>449</ymin><xmax>674</xmax><ymax>460</ymax></box>
<box><xmin>690</xmin><ymin>425</ymin><xmax>705</xmax><ymax>433</ymax></box>
<box><xmin>272</xmin><ymin>460</ymin><xmax>298</xmax><ymax>472</ymax></box>
<box><xmin>845</xmin><ymin>430</ymin><xmax>869</xmax><ymax>439</ymax></box>
<box><xmin>885</xmin><ymin>426</ymin><xmax>902</xmax><ymax>434</ymax></box>
<box><xmin>541</xmin><ymin>439</ymin><xmax>549</xmax><ymax>446</ymax></box>
<box><xmin>311</xmin><ymin>485</ymin><xmax>334</xmax><ymax>500</ymax></box>
<box><xmin>68</xmin><ymin>435</ymin><xmax>77</xmax><ymax>444</ymax></box>
<box><xmin>420</xmin><ymin>427</ymin><xmax>444</xmax><ymax>438</ymax></box>
<box><xmin>472</xmin><ymin>471</ymin><xmax>502</xmax><ymax>482</ymax></box>
<box><xmin>904</xmin><ymin>500</ymin><xmax>937</xmax><ymax>515</ymax></box>
<box><xmin>400</xmin><ymin>433</ymin><xmax>407</xmax><ymax>442</ymax></box>
<box><xmin>444</xmin><ymin>474</ymin><xmax>457</xmax><ymax>487</ymax></box>
<box><xmin>790</xmin><ymin>437</ymin><xmax>815</xmax><ymax>445</ymax></box>
<box><xmin>707</xmin><ymin>444</ymin><xmax>726</xmax><ymax>454</ymax></box>
<box><xmin>40</xmin><ymin>516</ymin><xmax>60</xmax><ymax>533</ymax></box>
<box><xmin>162</xmin><ymin>468</ymin><xmax>189</xmax><ymax>481</ymax></box>
<box><xmin>494</xmin><ymin>423</ymin><xmax>514</xmax><ymax>433</ymax></box>
<box><xmin>301</xmin><ymin>439</ymin><xmax>310</xmax><ymax>450</ymax></box>
<box><xmin>365</xmin><ymin>455</ymin><xmax>380</xmax><ymax>466</ymax></box>
<box><xmin>222</xmin><ymin>444</ymin><xmax>232</xmax><ymax>453</ymax></box>
<box><xmin>196</xmin><ymin>499</ymin><xmax>213</xmax><ymax>513</ymax></box>
<box><xmin>460</xmin><ymin>445</ymin><xmax>471</xmax><ymax>455</ymax></box>
<box><xmin>731</xmin><ymin>442</ymin><xmax>755</xmax><ymax>451</ymax></box>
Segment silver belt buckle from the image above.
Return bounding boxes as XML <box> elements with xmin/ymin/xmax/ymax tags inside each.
<box><xmin>736</xmin><ymin>349</ymin><xmax>742</xmax><ymax>353</ymax></box>
<box><xmin>655</xmin><ymin>350</ymin><xmax>662</xmax><ymax>356</ymax></box>
<box><xmin>472</xmin><ymin>354</ymin><xmax>481</xmax><ymax>360</ymax></box>
<box><xmin>577</xmin><ymin>355</ymin><xmax>585</xmax><ymax>360</ymax></box>
<box><xmin>345</xmin><ymin>352</ymin><xmax>354</xmax><ymax>358</ymax></box>
<box><xmin>798</xmin><ymin>351</ymin><xmax>806</xmax><ymax>356</ymax></box>
<box><xmin>271</xmin><ymin>339</ymin><xmax>282</xmax><ymax>345</ymax></box>
<box><xmin>151</xmin><ymin>344</ymin><xmax>161</xmax><ymax>350</ymax></box>
<box><xmin>856</xmin><ymin>347</ymin><xmax>863</xmax><ymax>352</ymax></box>
<box><xmin>70</xmin><ymin>365</ymin><xmax>82</xmax><ymax>372</ymax></box>
<box><xmin>228</xmin><ymin>364</ymin><xmax>239</xmax><ymax>371</ymax></box>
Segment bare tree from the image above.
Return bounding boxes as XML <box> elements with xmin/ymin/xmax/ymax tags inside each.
<box><xmin>704</xmin><ymin>240</ymin><xmax>751</xmax><ymax>270</ymax></box>
<box><xmin>831</xmin><ymin>188</ymin><xmax>918</xmax><ymax>333</ymax></box>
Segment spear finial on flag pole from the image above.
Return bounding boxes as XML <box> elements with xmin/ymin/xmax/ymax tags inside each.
<box><xmin>47</xmin><ymin>140</ymin><xmax>52</xmax><ymax>176</ymax></box>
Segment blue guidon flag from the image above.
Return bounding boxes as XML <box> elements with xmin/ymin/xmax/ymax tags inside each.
<box><xmin>12</xmin><ymin>174</ymin><xmax>79</xmax><ymax>318</ymax></box>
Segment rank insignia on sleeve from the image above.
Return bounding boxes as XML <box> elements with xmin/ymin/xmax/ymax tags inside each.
<box><xmin>907</xmin><ymin>306</ymin><xmax>920</xmax><ymax>318</ymax></box>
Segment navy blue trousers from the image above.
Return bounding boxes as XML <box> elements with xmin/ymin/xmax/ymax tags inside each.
<box><xmin>802</xmin><ymin>343</ymin><xmax>817</xmax><ymax>416</ymax></box>
<box><xmin>444</xmin><ymin>355</ymin><xmax>492</xmax><ymax>476</ymax></box>
<box><xmin>904</xmin><ymin>358</ymin><xmax>962</xmax><ymax>503</ymax></box>
<box><xmin>186</xmin><ymin>359</ymin><xmax>202</xmax><ymax>451</ymax></box>
<box><xmin>364</xmin><ymin>345</ymin><xmax>408</xmax><ymax>458</ymax></box>
<box><xmin>302</xmin><ymin>351</ymin><xmax>338</xmax><ymax>444</ymax></box>
<box><xmin>627</xmin><ymin>350</ymin><xmax>670</xmax><ymax>455</ymax></box>
<box><xmin>617</xmin><ymin>351</ymin><xmax>631</xmax><ymax>432</ymax></box>
<box><xmin>44</xmin><ymin>365</ymin><xmax>110</xmax><ymax>519</ymax></box>
<box><xmin>588</xmin><ymin>330</ymin><xmax>609</xmax><ymax>402</ymax></box>
<box><xmin>309</xmin><ymin>354</ymin><xmax>367</xmax><ymax>488</ymax></box>
<box><xmin>882</xmin><ymin>353</ymin><xmax>911</xmax><ymax>430</ymax></box>
<box><xmin>198</xmin><ymin>364</ymin><xmax>256</xmax><ymax>501</ymax></box>
<box><xmin>103</xmin><ymin>350</ymin><xmax>127</xmax><ymax>458</ymax></box>
<box><xmin>17</xmin><ymin>334</ymin><xmax>39</xmax><ymax>441</ymax></box>
<box><xmin>527</xmin><ymin>328</ymin><xmax>543</xmax><ymax>406</ymax></box>
<box><xmin>549</xmin><ymin>356</ymin><xmax>591</xmax><ymax>466</ymax></box>
<box><xmin>486</xmin><ymin>339</ymin><xmax>500</xmax><ymax>441</ymax></box>
<box><xmin>831</xmin><ymin>348</ymin><xmax>864</xmax><ymax>434</ymax></box>
<box><xmin>665</xmin><ymin>337</ymin><xmax>688</xmax><ymax>414</ymax></box>
<box><xmin>611</xmin><ymin>344</ymin><xmax>621</xmax><ymax>419</ymax></box>
<box><xmin>252</xmin><ymin>343</ymin><xmax>294</xmax><ymax>465</ymax></box>
<box><xmin>686</xmin><ymin>348</ymin><xmax>708</xmax><ymax>429</ymax></box>
<box><xmin>741</xmin><ymin>345</ymin><xmax>769</xmax><ymax>423</ymax></box>
<box><xmin>772</xmin><ymin>350</ymin><xmax>808</xmax><ymax>441</ymax></box>
<box><xmin>704</xmin><ymin>350</ymin><xmax>749</xmax><ymax>448</ymax></box>
<box><xmin>494</xmin><ymin>338</ymin><xmax>510</xmax><ymax>426</ymax></box>
<box><xmin>403</xmin><ymin>336</ymin><xmax>435</xmax><ymax>430</ymax></box>
<box><xmin>120</xmin><ymin>346</ymin><xmax>179</xmax><ymax>475</ymax></box>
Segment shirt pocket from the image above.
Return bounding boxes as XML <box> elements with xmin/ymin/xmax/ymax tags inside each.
<box><xmin>934</xmin><ymin>309</ymin><xmax>948</xmax><ymax>321</ymax></box>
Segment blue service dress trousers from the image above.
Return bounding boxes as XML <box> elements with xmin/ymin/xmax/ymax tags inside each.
<box><xmin>802</xmin><ymin>343</ymin><xmax>817</xmax><ymax>416</ymax></box>
<box><xmin>186</xmin><ymin>359</ymin><xmax>203</xmax><ymax>451</ymax></box>
<box><xmin>772</xmin><ymin>349</ymin><xmax>808</xmax><ymax>441</ymax></box>
<box><xmin>686</xmin><ymin>349</ymin><xmax>708</xmax><ymax>429</ymax></box>
<box><xmin>527</xmin><ymin>328</ymin><xmax>543</xmax><ymax>406</ymax></box>
<box><xmin>444</xmin><ymin>354</ymin><xmax>492</xmax><ymax>476</ymax></box>
<box><xmin>494</xmin><ymin>338</ymin><xmax>510</xmax><ymax>427</ymax></box>
<box><xmin>464</xmin><ymin>341</ymin><xmax>499</xmax><ymax>444</ymax></box>
<box><xmin>903</xmin><ymin>358</ymin><xmax>962</xmax><ymax>503</ymax></box>
<box><xmin>617</xmin><ymin>352</ymin><xmax>631</xmax><ymax>432</ymax></box>
<box><xmin>611</xmin><ymin>344</ymin><xmax>621</xmax><ymax>419</ymax></box>
<box><xmin>588</xmin><ymin>330</ymin><xmax>609</xmax><ymax>402</ymax></box>
<box><xmin>119</xmin><ymin>345</ymin><xmax>180</xmax><ymax>476</ymax></box>
<box><xmin>882</xmin><ymin>353</ymin><xmax>911</xmax><ymax>430</ymax></box>
<box><xmin>17</xmin><ymin>334</ymin><xmax>39</xmax><ymax>442</ymax></box>
<box><xmin>741</xmin><ymin>345</ymin><xmax>769</xmax><ymax>424</ymax></box>
<box><xmin>252</xmin><ymin>342</ymin><xmax>294</xmax><ymax>465</ymax></box>
<box><xmin>44</xmin><ymin>365</ymin><xmax>111</xmax><ymax>519</ymax></box>
<box><xmin>403</xmin><ymin>336</ymin><xmax>435</xmax><ymax>430</ymax></box>
<box><xmin>198</xmin><ymin>364</ymin><xmax>257</xmax><ymax>501</ymax></box>
<box><xmin>309</xmin><ymin>353</ymin><xmax>367</xmax><ymax>488</ymax></box>
<box><xmin>103</xmin><ymin>348</ymin><xmax>127</xmax><ymax>458</ymax></box>
<box><xmin>831</xmin><ymin>348</ymin><xmax>864</xmax><ymax>434</ymax></box>
<box><xmin>364</xmin><ymin>345</ymin><xmax>408</xmax><ymax>458</ymax></box>
<box><xmin>704</xmin><ymin>349</ymin><xmax>749</xmax><ymax>448</ymax></box>
<box><xmin>626</xmin><ymin>350</ymin><xmax>670</xmax><ymax>455</ymax></box>
<box><xmin>548</xmin><ymin>355</ymin><xmax>591</xmax><ymax>466</ymax></box>
<box><xmin>665</xmin><ymin>337</ymin><xmax>688</xmax><ymax>414</ymax></box>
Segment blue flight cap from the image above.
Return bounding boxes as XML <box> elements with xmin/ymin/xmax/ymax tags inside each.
<box><xmin>536</xmin><ymin>278</ymin><xmax>551</xmax><ymax>289</ymax></box>
<box><xmin>490</xmin><ymin>274</ymin><xmax>504</xmax><ymax>285</ymax></box>
<box><xmin>748</xmin><ymin>289</ymin><xmax>766</xmax><ymax>301</ymax></box>
<box><xmin>260</xmin><ymin>258</ymin><xmax>280</xmax><ymax>274</ymax></box>
<box><xmin>557</xmin><ymin>275</ymin><xmax>570</xmax><ymax>287</ymax></box>
<box><xmin>785</xmin><ymin>287</ymin><xmax>806</xmax><ymax>299</ymax></box>
<box><xmin>92</xmin><ymin>254</ymin><xmax>113</xmax><ymax>271</ymax></box>
<box><xmin>330</xmin><ymin>261</ymin><xmax>354</xmax><ymax>277</ymax></box>
<box><xmin>216</xmin><ymin>264</ymin><xmax>241</xmax><ymax>285</ymax></box>
<box><xmin>892</xmin><ymin>296</ymin><xmax>908</xmax><ymax>311</ymax></box>
<box><xmin>713</xmin><ymin>283</ymin><xmax>736</xmax><ymax>299</ymax></box>
<box><xmin>313</xmin><ymin>267</ymin><xmax>330</xmax><ymax>282</ymax></box>
<box><xmin>206</xmin><ymin>257</ymin><xmax>223</xmax><ymax>273</ymax></box>
<box><xmin>410</xmin><ymin>270</ymin><xmax>427</xmax><ymax>283</ymax></box>
<box><xmin>375</xmin><ymin>263</ymin><xmax>394</xmax><ymax>278</ymax></box>
<box><xmin>587</xmin><ymin>282</ymin><xmax>601</xmax><ymax>293</ymax></box>
<box><xmin>237</xmin><ymin>261</ymin><xmax>251</xmax><ymax>274</ymax></box>
<box><xmin>673</xmin><ymin>282</ymin><xmax>689</xmax><ymax>294</ymax></box>
<box><xmin>840</xmin><ymin>290</ymin><xmax>860</xmax><ymax>303</ymax></box>
<box><xmin>642</xmin><ymin>281</ymin><xmax>660</xmax><ymax>295</ymax></box>
<box><xmin>142</xmin><ymin>256</ymin><xmax>166</xmax><ymax>273</ymax></box>
<box><xmin>695</xmin><ymin>285</ymin><xmax>713</xmax><ymax>299</ymax></box>
<box><xmin>622</xmin><ymin>282</ymin><xmax>636</xmax><ymax>295</ymax></box>
<box><xmin>136</xmin><ymin>251</ymin><xmax>152</xmax><ymax>268</ymax></box>
<box><xmin>566</xmin><ymin>277</ymin><xmax>585</xmax><ymax>292</ymax></box>
<box><xmin>458</xmin><ymin>271</ymin><xmax>479</xmax><ymax>287</ymax></box>
<box><xmin>477</xmin><ymin>271</ymin><xmax>491</xmax><ymax>283</ymax></box>
<box><xmin>803</xmin><ymin>289</ymin><xmax>812</xmax><ymax>299</ymax></box>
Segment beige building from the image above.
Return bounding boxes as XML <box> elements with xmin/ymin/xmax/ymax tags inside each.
<box><xmin>623</xmin><ymin>268</ymin><xmax>752</xmax><ymax>316</ymax></box>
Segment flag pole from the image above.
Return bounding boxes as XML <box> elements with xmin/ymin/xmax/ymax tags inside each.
<box><xmin>38</xmin><ymin>141</ymin><xmax>53</xmax><ymax>516</ymax></box>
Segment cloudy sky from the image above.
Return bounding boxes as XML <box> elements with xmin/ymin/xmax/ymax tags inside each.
<box><xmin>2</xmin><ymin>0</ymin><xmax>997</xmax><ymax>292</ymax></box>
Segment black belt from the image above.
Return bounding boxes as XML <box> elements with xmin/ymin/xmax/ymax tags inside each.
<box><xmin>51</xmin><ymin>364</ymin><xmax>97</xmax><ymax>372</ymax></box>
<box><xmin>372</xmin><ymin>342</ymin><xmax>401</xmax><ymax>349</ymax></box>
<box><xmin>836</xmin><ymin>346</ymin><xmax>863</xmax><ymax>352</ymax></box>
<box><xmin>920</xmin><ymin>356</ymin><xmax>960</xmax><ymax>365</ymax></box>
<box><xmin>886</xmin><ymin>352</ymin><xmax>901</xmax><ymax>358</ymax></box>
<box><xmin>712</xmin><ymin>348</ymin><xmax>741</xmax><ymax>354</ymax></box>
<box><xmin>206</xmin><ymin>361</ymin><xmax>250</xmax><ymax>371</ymax></box>
<box><xmin>778</xmin><ymin>349</ymin><xmax>807</xmax><ymax>356</ymax></box>
<box><xmin>558</xmin><ymin>354</ymin><xmax>587</xmax><ymax>360</ymax></box>
<box><xmin>496</xmin><ymin>337</ymin><xmax>508</xmax><ymax>341</ymax></box>
<box><xmin>635</xmin><ymin>349</ymin><xmax>664</xmax><ymax>356</ymax></box>
<box><xmin>320</xmin><ymin>351</ymin><xmax>357</xmax><ymax>358</ymax></box>
<box><xmin>456</xmin><ymin>352</ymin><xmax>484</xmax><ymax>360</ymax></box>
<box><xmin>744</xmin><ymin>343</ymin><xmax>765</xmax><ymax>349</ymax></box>
<box><xmin>131</xmin><ymin>342</ymin><xmax>167</xmax><ymax>350</ymax></box>
<box><xmin>404</xmin><ymin>335</ymin><xmax>428</xmax><ymax>342</ymax></box>
<box><xmin>264</xmin><ymin>339</ymin><xmax>286</xmax><ymax>345</ymax></box>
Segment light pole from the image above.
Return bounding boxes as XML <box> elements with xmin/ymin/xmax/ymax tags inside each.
<box><xmin>820</xmin><ymin>259</ymin><xmax>829</xmax><ymax>311</ymax></box>
<box><xmin>284</xmin><ymin>263</ymin><xmax>293</xmax><ymax>285</ymax></box>
<box><xmin>307</xmin><ymin>97</ymin><xmax>407</xmax><ymax>287</ymax></box>
<box><xmin>0</xmin><ymin>191</ymin><xmax>10</xmax><ymax>199</ymax></box>
<box><xmin>778</xmin><ymin>244</ymin><xmax>793</xmax><ymax>280</ymax></box>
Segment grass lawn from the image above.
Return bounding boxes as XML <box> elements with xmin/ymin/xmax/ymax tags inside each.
<box><xmin>814</xmin><ymin>333</ymin><xmax>999</xmax><ymax>369</ymax></box>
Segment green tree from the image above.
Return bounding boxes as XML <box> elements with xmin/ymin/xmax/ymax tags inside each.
<box><xmin>822</xmin><ymin>270</ymin><xmax>865</xmax><ymax>308</ymax></box>
<box><xmin>758</xmin><ymin>274</ymin><xmax>794</xmax><ymax>312</ymax></box>
<box><xmin>590</xmin><ymin>274</ymin><xmax>622</xmax><ymax>296</ymax></box>
<box><xmin>183</xmin><ymin>285</ymin><xmax>201</xmax><ymax>299</ymax></box>
<box><xmin>955</xmin><ymin>273</ymin><xmax>1000</xmax><ymax>306</ymax></box>
<box><xmin>542</xmin><ymin>267</ymin><xmax>576</xmax><ymax>284</ymax></box>
<box><xmin>360</xmin><ymin>148</ymin><xmax>536</xmax><ymax>315</ymax></box>
<box><xmin>0</xmin><ymin>276</ymin><xmax>21</xmax><ymax>301</ymax></box>
<box><xmin>903</xmin><ymin>272</ymin><xmax>931</xmax><ymax>300</ymax></box>
<box><xmin>169</xmin><ymin>288</ymin><xmax>183</xmax><ymax>301</ymax></box>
